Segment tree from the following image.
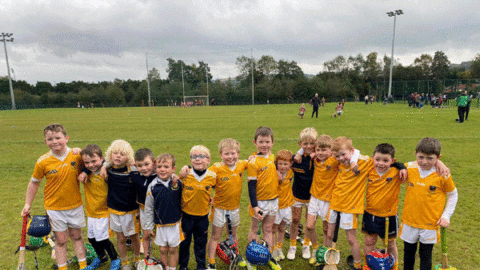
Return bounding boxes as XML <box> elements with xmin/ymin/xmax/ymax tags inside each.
<box><xmin>470</xmin><ymin>54</ymin><xmax>480</xmax><ymax>79</ymax></box>
<box><xmin>413</xmin><ymin>54</ymin><xmax>433</xmax><ymax>80</ymax></box>
<box><xmin>257</xmin><ymin>55</ymin><xmax>277</xmax><ymax>79</ymax></box>
<box><xmin>276</xmin><ymin>60</ymin><xmax>304</xmax><ymax>80</ymax></box>
<box><xmin>148</xmin><ymin>67</ymin><xmax>161</xmax><ymax>81</ymax></box>
<box><xmin>166</xmin><ymin>58</ymin><xmax>187</xmax><ymax>83</ymax></box>
<box><xmin>363</xmin><ymin>52</ymin><xmax>381</xmax><ymax>82</ymax></box>
<box><xmin>36</xmin><ymin>81</ymin><xmax>54</xmax><ymax>95</ymax></box>
<box><xmin>235</xmin><ymin>55</ymin><xmax>255</xmax><ymax>81</ymax></box>
<box><xmin>431</xmin><ymin>51</ymin><xmax>450</xmax><ymax>80</ymax></box>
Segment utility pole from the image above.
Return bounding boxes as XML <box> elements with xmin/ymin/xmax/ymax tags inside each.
<box><xmin>1</xmin><ymin>32</ymin><xmax>15</xmax><ymax>110</ymax></box>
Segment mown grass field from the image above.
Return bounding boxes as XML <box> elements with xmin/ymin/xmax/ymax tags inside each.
<box><xmin>1</xmin><ymin>102</ymin><xmax>479</xmax><ymax>269</ymax></box>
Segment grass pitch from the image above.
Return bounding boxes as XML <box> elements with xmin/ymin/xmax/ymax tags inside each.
<box><xmin>1</xmin><ymin>102</ymin><xmax>479</xmax><ymax>269</ymax></box>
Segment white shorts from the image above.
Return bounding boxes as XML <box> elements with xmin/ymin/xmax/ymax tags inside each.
<box><xmin>139</xmin><ymin>207</ymin><xmax>148</xmax><ymax>230</ymax></box>
<box><xmin>259</xmin><ymin>198</ymin><xmax>279</xmax><ymax>217</ymax></box>
<box><xmin>308</xmin><ymin>197</ymin><xmax>330</xmax><ymax>221</ymax></box>
<box><xmin>399</xmin><ymin>223</ymin><xmax>439</xmax><ymax>244</ymax></box>
<box><xmin>154</xmin><ymin>223</ymin><xmax>184</xmax><ymax>247</ymax></box>
<box><xmin>274</xmin><ymin>207</ymin><xmax>292</xmax><ymax>225</ymax></box>
<box><xmin>110</xmin><ymin>211</ymin><xmax>139</xmax><ymax>236</ymax></box>
<box><xmin>327</xmin><ymin>210</ymin><xmax>358</xmax><ymax>230</ymax></box>
<box><xmin>212</xmin><ymin>208</ymin><xmax>240</xmax><ymax>228</ymax></box>
<box><xmin>87</xmin><ymin>217</ymin><xmax>110</xmax><ymax>241</ymax></box>
<box><xmin>293</xmin><ymin>200</ymin><xmax>309</xmax><ymax>209</ymax></box>
<box><xmin>47</xmin><ymin>205</ymin><xmax>86</xmax><ymax>232</ymax></box>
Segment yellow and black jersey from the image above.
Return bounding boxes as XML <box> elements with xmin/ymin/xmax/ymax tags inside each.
<box><xmin>401</xmin><ymin>162</ymin><xmax>456</xmax><ymax>230</ymax></box>
<box><xmin>330</xmin><ymin>155</ymin><xmax>372</xmax><ymax>214</ymax></box>
<box><xmin>247</xmin><ymin>153</ymin><xmax>278</xmax><ymax>201</ymax></box>
<box><xmin>32</xmin><ymin>149</ymin><xmax>83</xmax><ymax>211</ymax></box>
<box><xmin>181</xmin><ymin>169</ymin><xmax>216</xmax><ymax>216</ymax></box>
<box><xmin>209</xmin><ymin>160</ymin><xmax>247</xmax><ymax>210</ymax></box>
<box><xmin>310</xmin><ymin>156</ymin><xmax>339</xmax><ymax>202</ymax></box>
<box><xmin>365</xmin><ymin>167</ymin><xmax>401</xmax><ymax>217</ymax></box>
<box><xmin>278</xmin><ymin>169</ymin><xmax>294</xmax><ymax>209</ymax></box>
<box><xmin>84</xmin><ymin>172</ymin><xmax>109</xmax><ymax>218</ymax></box>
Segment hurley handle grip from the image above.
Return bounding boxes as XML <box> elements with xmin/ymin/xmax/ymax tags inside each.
<box><xmin>441</xmin><ymin>227</ymin><xmax>447</xmax><ymax>254</ymax></box>
<box><xmin>20</xmin><ymin>215</ymin><xmax>28</xmax><ymax>247</ymax></box>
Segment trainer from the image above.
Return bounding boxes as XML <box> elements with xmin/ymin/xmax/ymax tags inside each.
<box><xmin>310</xmin><ymin>93</ymin><xmax>321</xmax><ymax>118</ymax></box>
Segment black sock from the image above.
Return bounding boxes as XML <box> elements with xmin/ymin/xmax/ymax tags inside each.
<box><xmin>98</xmin><ymin>239</ymin><xmax>118</xmax><ymax>260</ymax></box>
<box><xmin>403</xmin><ymin>241</ymin><xmax>417</xmax><ymax>270</ymax></box>
<box><xmin>419</xmin><ymin>243</ymin><xmax>434</xmax><ymax>270</ymax></box>
<box><xmin>88</xmin><ymin>238</ymin><xmax>107</xmax><ymax>262</ymax></box>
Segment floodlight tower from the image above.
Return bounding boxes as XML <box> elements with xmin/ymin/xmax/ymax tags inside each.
<box><xmin>1</xmin><ymin>32</ymin><xmax>15</xmax><ymax>110</ymax></box>
<box><xmin>386</xmin><ymin>10</ymin><xmax>403</xmax><ymax>100</ymax></box>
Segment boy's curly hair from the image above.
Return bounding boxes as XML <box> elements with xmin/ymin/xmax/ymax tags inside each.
<box><xmin>276</xmin><ymin>149</ymin><xmax>293</xmax><ymax>162</ymax></box>
<box><xmin>43</xmin><ymin>123</ymin><xmax>67</xmax><ymax>136</ymax></box>
<box><xmin>105</xmin><ymin>139</ymin><xmax>135</xmax><ymax>166</ymax></box>
<box><xmin>218</xmin><ymin>138</ymin><xmax>240</xmax><ymax>154</ymax></box>
<box><xmin>300</xmin><ymin>127</ymin><xmax>318</xmax><ymax>142</ymax></box>
<box><xmin>332</xmin><ymin>136</ymin><xmax>353</xmax><ymax>152</ymax></box>
<box><xmin>416</xmin><ymin>137</ymin><xmax>441</xmax><ymax>156</ymax></box>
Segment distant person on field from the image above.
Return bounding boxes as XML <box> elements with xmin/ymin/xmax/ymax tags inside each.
<box><xmin>22</xmin><ymin>124</ymin><xmax>88</xmax><ymax>270</ymax></box>
<box><xmin>310</xmin><ymin>93</ymin><xmax>321</xmax><ymax>118</ymax></box>
<box><xmin>455</xmin><ymin>91</ymin><xmax>469</xmax><ymax>123</ymax></box>
<box><xmin>299</xmin><ymin>103</ymin><xmax>306</xmax><ymax>118</ymax></box>
<box><xmin>364</xmin><ymin>95</ymin><xmax>369</xmax><ymax>105</ymax></box>
<box><xmin>400</xmin><ymin>137</ymin><xmax>457</xmax><ymax>270</ymax></box>
<box><xmin>332</xmin><ymin>102</ymin><xmax>343</xmax><ymax>118</ymax></box>
<box><xmin>321</xmin><ymin>97</ymin><xmax>326</xmax><ymax>107</ymax></box>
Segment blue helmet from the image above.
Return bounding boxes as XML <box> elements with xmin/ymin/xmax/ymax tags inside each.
<box><xmin>366</xmin><ymin>250</ymin><xmax>395</xmax><ymax>270</ymax></box>
<box><xmin>246</xmin><ymin>240</ymin><xmax>271</xmax><ymax>265</ymax></box>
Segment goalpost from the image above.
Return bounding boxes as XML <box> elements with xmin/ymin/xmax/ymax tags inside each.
<box><xmin>183</xmin><ymin>95</ymin><xmax>209</xmax><ymax>107</ymax></box>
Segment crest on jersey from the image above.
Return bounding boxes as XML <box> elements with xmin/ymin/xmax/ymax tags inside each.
<box><xmin>386</xmin><ymin>177</ymin><xmax>393</xmax><ymax>183</ymax></box>
<box><xmin>71</xmin><ymin>161</ymin><xmax>77</xmax><ymax>169</ymax></box>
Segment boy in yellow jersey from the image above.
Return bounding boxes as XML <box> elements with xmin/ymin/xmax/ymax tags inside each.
<box><xmin>201</xmin><ymin>139</ymin><xmax>248</xmax><ymax>270</ymax></box>
<box><xmin>21</xmin><ymin>124</ymin><xmax>88</xmax><ymax>270</ymax></box>
<box><xmin>399</xmin><ymin>137</ymin><xmax>458</xmax><ymax>270</ymax></box>
<box><xmin>80</xmin><ymin>145</ymin><xmax>120</xmax><ymax>270</ymax></box>
<box><xmin>144</xmin><ymin>153</ymin><xmax>182</xmax><ymax>270</ymax></box>
<box><xmin>305</xmin><ymin>135</ymin><xmax>360</xmax><ymax>264</ymax></box>
<box><xmin>247</xmin><ymin>126</ymin><xmax>282</xmax><ymax>270</ymax></box>
<box><xmin>361</xmin><ymin>143</ymin><xmax>404</xmax><ymax>270</ymax></box>
<box><xmin>104</xmin><ymin>140</ymin><xmax>142</xmax><ymax>268</ymax></box>
<box><xmin>179</xmin><ymin>145</ymin><xmax>216</xmax><ymax>270</ymax></box>
<box><xmin>288</xmin><ymin>127</ymin><xmax>317</xmax><ymax>261</ymax></box>
<box><xmin>272</xmin><ymin>150</ymin><xmax>294</xmax><ymax>262</ymax></box>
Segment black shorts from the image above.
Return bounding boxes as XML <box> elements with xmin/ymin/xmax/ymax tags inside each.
<box><xmin>361</xmin><ymin>211</ymin><xmax>398</xmax><ymax>239</ymax></box>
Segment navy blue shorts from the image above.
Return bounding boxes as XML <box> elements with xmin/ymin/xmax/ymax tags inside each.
<box><xmin>361</xmin><ymin>211</ymin><xmax>398</xmax><ymax>239</ymax></box>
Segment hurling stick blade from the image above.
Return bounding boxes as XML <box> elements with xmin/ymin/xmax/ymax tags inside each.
<box><xmin>47</xmin><ymin>236</ymin><xmax>56</xmax><ymax>259</ymax></box>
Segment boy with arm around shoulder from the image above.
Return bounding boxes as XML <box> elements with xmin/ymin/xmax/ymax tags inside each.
<box><xmin>179</xmin><ymin>145</ymin><xmax>216</xmax><ymax>270</ymax></box>
<box><xmin>247</xmin><ymin>126</ymin><xmax>282</xmax><ymax>270</ymax></box>
<box><xmin>144</xmin><ymin>154</ymin><xmax>182</xmax><ymax>270</ymax></box>
<box><xmin>22</xmin><ymin>124</ymin><xmax>88</xmax><ymax>270</ymax></box>
<box><xmin>80</xmin><ymin>144</ymin><xmax>120</xmax><ymax>270</ymax></box>
<box><xmin>400</xmin><ymin>137</ymin><xmax>458</xmax><ymax>270</ymax></box>
<box><xmin>104</xmin><ymin>139</ymin><xmax>142</xmax><ymax>268</ymax></box>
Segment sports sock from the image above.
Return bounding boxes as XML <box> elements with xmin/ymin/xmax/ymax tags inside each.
<box><xmin>277</xmin><ymin>242</ymin><xmax>283</xmax><ymax>249</ymax></box>
<box><xmin>88</xmin><ymin>238</ymin><xmax>107</xmax><ymax>262</ymax></box>
<box><xmin>209</xmin><ymin>257</ymin><xmax>216</xmax><ymax>264</ymax></box>
<box><xmin>304</xmin><ymin>238</ymin><xmax>311</xmax><ymax>246</ymax></box>
<box><xmin>121</xmin><ymin>257</ymin><xmax>130</xmax><ymax>266</ymax></box>
<box><xmin>58</xmin><ymin>264</ymin><xmax>67</xmax><ymax>270</ymax></box>
<box><xmin>312</xmin><ymin>242</ymin><xmax>319</xmax><ymax>250</ymax></box>
<box><xmin>290</xmin><ymin>239</ymin><xmax>296</xmax><ymax>247</ymax></box>
<box><xmin>98</xmin><ymin>238</ymin><xmax>118</xmax><ymax>260</ymax></box>
<box><xmin>403</xmin><ymin>241</ymin><xmax>417</xmax><ymax>270</ymax></box>
<box><xmin>354</xmin><ymin>261</ymin><xmax>361</xmax><ymax>269</ymax></box>
<box><xmin>419</xmin><ymin>243</ymin><xmax>433</xmax><ymax>270</ymax></box>
<box><xmin>78</xmin><ymin>258</ymin><xmax>87</xmax><ymax>269</ymax></box>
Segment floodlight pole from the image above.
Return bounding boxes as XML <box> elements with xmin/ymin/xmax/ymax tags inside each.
<box><xmin>1</xmin><ymin>32</ymin><xmax>15</xmax><ymax>110</ymax></box>
<box><xmin>251</xmin><ymin>48</ymin><xmax>254</xmax><ymax>105</ymax></box>
<box><xmin>145</xmin><ymin>52</ymin><xmax>151</xmax><ymax>107</ymax></box>
<box><xmin>205</xmin><ymin>66</ymin><xmax>209</xmax><ymax>106</ymax></box>
<box><xmin>386</xmin><ymin>10</ymin><xmax>403</xmax><ymax>99</ymax></box>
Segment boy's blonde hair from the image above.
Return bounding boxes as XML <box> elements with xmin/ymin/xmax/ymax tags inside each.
<box><xmin>218</xmin><ymin>138</ymin><xmax>240</xmax><ymax>154</ymax></box>
<box><xmin>276</xmin><ymin>149</ymin><xmax>293</xmax><ymax>162</ymax></box>
<box><xmin>190</xmin><ymin>145</ymin><xmax>211</xmax><ymax>159</ymax></box>
<box><xmin>332</xmin><ymin>136</ymin><xmax>353</xmax><ymax>152</ymax></box>
<box><xmin>44</xmin><ymin>123</ymin><xmax>67</xmax><ymax>136</ymax></box>
<box><xmin>316</xmin><ymin>134</ymin><xmax>334</xmax><ymax>149</ymax></box>
<box><xmin>156</xmin><ymin>153</ymin><xmax>176</xmax><ymax>167</ymax></box>
<box><xmin>105</xmin><ymin>139</ymin><xmax>135</xmax><ymax>166</ymax></box>
<box><xmin>80</xmin><ymin>144</ymin><xmax>103</xmax><ymax>158</ymax></box>
<box><xmin>416</xmin><ymin>137</ymin><xmax>441</xmax><ymax>156</ymax></box>
<box><xmin>299</xmin><ymin>127</ymin><xmax>318</xmax><ymax>142</ymax></box>
<box><xmin>254</xmin><ymin>126</ymin><xmax>274</xmax><ymax>141</ymax></box>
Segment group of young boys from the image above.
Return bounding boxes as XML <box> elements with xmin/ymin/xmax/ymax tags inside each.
<box><xmin>22</xmin><ymin>123</ymin><xmax>458</xmax><ymax>270</ymax></box>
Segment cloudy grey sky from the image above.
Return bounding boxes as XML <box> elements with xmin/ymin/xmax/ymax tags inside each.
<box><xmin>1</xmin><ymin>0</ymin><xmax>479</xmax><ymax>84</ymax></box>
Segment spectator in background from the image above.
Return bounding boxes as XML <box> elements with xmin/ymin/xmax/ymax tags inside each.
<box><xmin>310</xmin><ymin>93</ymin><xmax>321</xmax><ymax>118</ymax></box>
<box><xmin>365</xmin><ymin>95</ymin><xmax>369</xmax><ymax>105</ymax></box>
<box><xmin>456</xmin><ymin>91</ymin><xmax>469</xmax><ymax>123</ymax></box>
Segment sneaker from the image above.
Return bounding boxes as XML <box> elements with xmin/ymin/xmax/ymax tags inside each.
<box><xmin>309</xmin><ymin>249</ymin><xmax>317</xmax><ymax>264</ymax></box>
<box><xmin>268</xmin><ymin>258</ymin><xmax>282</xmax><ymax>270</ymax></box>
<box><xmin>109</xmin><ymin>259</ymin><xmax>121</xmax><ymax>270</ymax></box>
<box><xmin>277</xmin><ymin>249</ymin><xmax>285</xmax><ymax>261</ymax></box>
<box><xmin>206</xmin><ymin>263</ymin><xmax>216</xmax><ymax>270</ymax></box>
<box><xmin>84</xmin><ymin>257</ymin><xmax>102</xmax><ymax>270</ymax></box>
<box><xmin>302</xmin><ymin>245</ymin><xmax>310</xmax><ymax>259</ymax></box>
<box><xmin>286</xmin><ymin>246</ymin><xmax>296</xmax><ymax>260</ymax></box>
<box><xmin>237</xmin><ymin>258</ymin><xmax>247</xmax><ymax>267</ymax></box>
<box><xmin>271</xmin><ymin>248</ymin><xmax>278</xmax><ymax>261</ymax></box>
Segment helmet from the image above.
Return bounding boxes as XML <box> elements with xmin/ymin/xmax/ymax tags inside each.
<box><xmin>216</xmin><ymin>239</ymin><xmax>239</xmax><ymax>265</ymax></box>
<box><xmin>245</xmin><ymin>240</ymin><xmax>270</xmax><ymax>265</ymax></box>
<box><xmin>27</xmin><ymin>215</ymin><xmax>51</xmax><ymax>237</ymax></box>
<box><xmin>366</xmin><ymin>250</ymin><xmax>395</xmax><ymax>270</ymax></box>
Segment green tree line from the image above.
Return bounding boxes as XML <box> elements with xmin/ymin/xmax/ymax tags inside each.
<box><xmin>1</xmin><ymin>52</ymin><xmax>479</xmax><ymax>109</ymax></box>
